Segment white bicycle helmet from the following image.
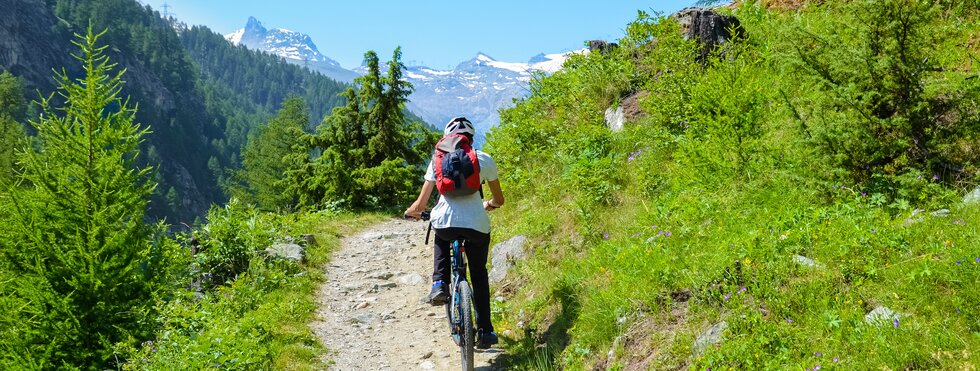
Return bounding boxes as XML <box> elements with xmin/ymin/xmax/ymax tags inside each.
<box><xmin>444</xmin><ymin>116</ymin><xmax>475</xmax><ymax>137</ymax></box>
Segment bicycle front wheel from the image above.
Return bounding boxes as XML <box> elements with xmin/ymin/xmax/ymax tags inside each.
<box><xmin>457</xmin><ymin>281</ymin><xmax>475</xmax><ymax>371</ymax></box>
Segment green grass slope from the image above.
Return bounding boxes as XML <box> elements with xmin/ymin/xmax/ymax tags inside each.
<box><xmin>485</xmin><ymin>1</ymin><xmax>980</xmax><ymax>369</ymax></box>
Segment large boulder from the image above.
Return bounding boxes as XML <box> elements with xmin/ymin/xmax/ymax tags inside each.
<box><xmin>604</xmin><ymin>106</ymin><xmax>626</xmax><ymax>132</ymax></box>
<box><xmin>265</xmin><ymin>242</ymin><xmax>304</xmax><ymax>262</ymax></box>
<box><xmin>489</xmin><ymin>235</ymin><xmax>529</xmax><ymax>284</ymax></box>
<box><xmin>588</xmin><ymin>40</ymin><xmax>618</xmax><ymax>54</ymax></box>
<box><xmin>964</xmin><ymin>186</ymin><xmax>980</xmax><ymax>204</ymax></box>
<box><xmin>693</xmin><ymin>321</ymin><xmax>728</xmax><ymax>356</ymax></box>
<box><xmin>672</xmin><ymin>7</ymin><xmax>744</xmax><ymax>61</ymax></box>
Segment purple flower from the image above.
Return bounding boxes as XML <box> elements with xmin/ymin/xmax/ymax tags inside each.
<box><xmin>861</xmin><ymin>192</ymin><xmax>867</xmax><ymax>197</ymax></box>
<box><xmin>832</xmin><ymin>185</ymin><xmax>838</xmax><ymax>190</ymax></box>
<box><xmin>815</xmin><ymin>352</ymin><xmax>822</xmax><ymax>357</ymax></box>
<box><xmin>665</xmin><ymin>231</ymin><xmax>672</xmax><ymax>237</ymax></box>
<box><xmin>957</xmin><ymin>261</ymin><xmax>962</xmax><ymax>265</ymax></box>
<box><xmin>974</xmin><ymin>257</ymin><xmax>979</xmax><ymax>263</ymax></box>
<box><xmin>871</xmin><ymin>229</ymin><xmax>877</xmax><ymax>234</ymax></box>
<box><xmin>833</xmin><ymin>357</ymin><xmax>839</xmax><ymax>363</ymax></box>
<box><xmin>628</xmin><ymin>155</ymin><xmax>635</xmax><ymax>162</ymax></box>
<box><xmin>603</xmin><ymin>233</ymin><xmax>609</xmax><ymax>239</ymax></box>
<box><xmin>893</xmin><ymin>318</ymin><xmax>899</xmax><ymax>328</ymax></box>
<box><xmin>738</xmin><ymin>287</ymin><xmax>747</xmax><ymax>294</ymax></box>
<box><xmin>724</xmin><ymin>292</ymin><xmax>731</xmax><ymax>301</ymax></box>
<box><xmin>933</xmin><ymin>175</ymin><xmax>939</xmax><ymax>181</ymax></box>
<box><xmin>814</xmin><ymin>365</ymin><xmax>821</xmax><ymax>370</ymax></box>
<box><xmin>786</xmin><ymin>318</ymin><xmax>793</xmax><ymax>323</ymax></box>
<box><xmin>956</xmin><ymin>308</ymin><xmax>961</xmax><ymax>313</ymax></box>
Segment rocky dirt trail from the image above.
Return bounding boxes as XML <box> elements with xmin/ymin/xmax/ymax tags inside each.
<box><xmin>310</xmin><ymin>219</ymin><xmax>505</xmax><ymax>370</ymax></box>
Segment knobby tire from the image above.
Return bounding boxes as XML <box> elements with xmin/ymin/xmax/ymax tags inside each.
<box><xmin>458</xmin><ymin>281</ymin><xmax>475</xmax><ymax>371</ymax></box>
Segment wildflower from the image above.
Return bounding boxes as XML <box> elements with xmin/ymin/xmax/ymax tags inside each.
<box><xmin>832</xmin><ymin>185</ymin><xmax>837</xmax><ymax>190</ymax></box>
<box><xmin>628</xmin><ymin>155</ymin><xmax>635</xmax><ymax>162</ymax></box>
<box><xmin>871</xmin><ymin>229</ymin><xmax>877</xmax><ymax>234</ymax></box>
<box><xmin>861</xmin><ymin>192</ymin><xmax>867</xmax><ymax>197</ymax></box>
<box><xmin>815</xmin><ymin>352</ymin><xmax>822</xmax><ymax>357</ymax></box>
<box><xmin>975</xmin><ymin>257</ymin><xmax>979</xmax><ymax>263</ymax></box>
<box><xmin>665</xmin><ymin>231</ymin><xmax>672</xmax><ymax>237</ymax></box>
<box><xmin>957</xmin><ymin>261</ymin><xmax>962</xmax><ymax>265</ymax></box>
<box><xmin>893</xmin><ymin>318</ymin><xmax>899</xmax><ymax>328</ymax></box>
<box><xmin>833</xmin><ymin>357</ymin><xmax>839</xmax><ymax>363</ymax></box>
<box><xmin>724</xmin><ymin>292</ymin><xmax>731</xmax><ymax>301</ymax></box>
<box><xmin>786</xmin><ymin>318</ymin><xmax>793</xmax><ymax>323</ymax></box>
<box><xmin>933</xmin><ymin>175</ymin><xmax>939</xmax><ymax>181</ymax></box>
<box><xmin>814</xmin><ymin>365</ymin><xmax>822</xmax><ymax>370</ymax></box>
<box><xmin>603</xmin><ymin>233</ymin><xmax>609</xmax><ymax>239</ymax></box>
<box><xmin>956</xmin><ymin>308</ymin><xmax>961</xmax><ymax>313</ymax></box>
<box><xmin>738</xmin><ymin>287</ymin><xmax>747</xmax><ymax>294</ymax></box>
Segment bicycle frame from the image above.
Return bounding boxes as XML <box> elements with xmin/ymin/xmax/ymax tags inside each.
<box><xmin>446</xmin><ymin>239</ymin><xmax>469</xmax><ymax>345</ymax></box>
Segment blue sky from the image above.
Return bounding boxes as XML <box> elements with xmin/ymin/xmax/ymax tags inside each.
<box><xmin>152</xmin><ymin>1</ymin><xmax>696</xmax><ymax>69</ymax></box>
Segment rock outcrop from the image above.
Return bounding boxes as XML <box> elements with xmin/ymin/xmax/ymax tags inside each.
<box><xmin>588</xmin><ymin>40</ymin><xmax>619</xmax><ymax>54</ymax></box>
<box><xmin>673</xmin><ymin>7</ymin><xmax>745</xmax><ymax>61</ymax></box>
<box><xmin>489</xmin><ymin>235</ymin><xmax>529</xmax><ymax>284</ymax></box>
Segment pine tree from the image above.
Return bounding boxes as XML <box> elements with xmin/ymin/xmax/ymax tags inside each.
<box><xmin>0</xmin><ymin>27</ymin><xmax>180</xmax><ymax>368</ymax></box>
<box><xmin>0</xmin><ymin>71</ymin><xmax>26</xmax><ymax>184</ymax></box>
<box><xmin>286</xmin><ymin>47</ymin><xmax>437</xmax><ymax>210</ymax></box>
<box><xmin>366</xmin><ymin>46</ymin><xmax>415</xmax><ymax>166</ymax></box>
<box><xmin>242</xmin><ymin>96</ymin><xmax>309</xmax><ymax>211</ymax></box>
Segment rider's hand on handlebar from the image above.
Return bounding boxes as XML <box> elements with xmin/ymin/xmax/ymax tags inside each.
<box><xmin>404</xmin><ymin>205</ymin><xmax>424</xmax><ymax>220</ymax></box>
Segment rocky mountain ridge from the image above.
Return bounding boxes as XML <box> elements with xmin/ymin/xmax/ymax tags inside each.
<box><xmin>225</xmin><ymin>17</ymin><xmax>583</xmax><ymax>145</ymax></box>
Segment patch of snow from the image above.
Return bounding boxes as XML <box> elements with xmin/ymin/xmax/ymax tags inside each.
<box><xmin>225</xmin><ymin>28</ymin><xmax>244</xmax><ymax>45</ymax></box>
<box><xmin>406</xmin><ymin>71</ymin><xmax>429</xmax><ymax>80</ymax></box>
<box><xmin>421</xmin><ymin>68</ymin><xmax>452</xmax><ymax>76</ymax></box>
<box><xmin>484</xmin><ymin>60</ymin><xmax>531</xmax><ymax>74</ymax></box>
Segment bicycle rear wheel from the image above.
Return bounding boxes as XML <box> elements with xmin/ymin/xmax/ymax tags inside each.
<box><xmin>456</xmin><ymin>281</ymin><xmax>475</xmax><ymax>371</ymax></box>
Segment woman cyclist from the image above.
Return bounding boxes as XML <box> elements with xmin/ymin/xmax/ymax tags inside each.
<box><xmin>404</xmin><ymin>116</ymin><xmax>505</xmax><ymax>349</ymax></box>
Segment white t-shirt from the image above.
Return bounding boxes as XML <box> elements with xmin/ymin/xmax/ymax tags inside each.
<box><xmin>424</xmin><ymin>150</ymin><xmax>498</xmax><ymax>234</ymax></box>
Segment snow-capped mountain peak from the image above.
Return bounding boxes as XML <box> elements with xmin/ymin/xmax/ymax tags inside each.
<box><xmin>225</xmin><ymin>17</ymin><xmax>345</xmax><ymax>70</ymax></box>
<box><xmin>225</xmin><ymin>17</ymin><xmax>583</xmax><ymax>145</ymax></box>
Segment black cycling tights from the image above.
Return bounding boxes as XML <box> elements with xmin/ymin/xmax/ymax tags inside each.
<box><xmin>432</xmin><ymin>227</ymin><xmax>493</xmax><ymax>332</ymax></box>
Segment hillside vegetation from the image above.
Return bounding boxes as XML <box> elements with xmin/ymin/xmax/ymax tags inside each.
<box><xmin>1</xmin><ymin>0</ymin><xmax>353</xmax><ymax>222</ymax></box>
<box><xmin>485</xmin><ymin>0</ymin><xmax>980</xmax><ymax>369</ymax></box>
<box><xmin>0</xmin><ymin>23</ymin><xmax>420</xmax><ymax>369</ymax></box>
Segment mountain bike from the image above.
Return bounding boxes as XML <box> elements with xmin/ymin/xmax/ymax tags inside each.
<box><xmin>412</xmin><ymin>211</ymin><xmax>476</xmax><ymax>371</ymax></box>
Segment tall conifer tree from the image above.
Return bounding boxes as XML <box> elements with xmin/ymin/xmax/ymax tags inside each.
<box><xmin>0</xmin><ymin>71</ymin><xmax>26</xmax><ymax>185</ymax></box>
<box><xmin>0</xmin><ymin>27</ymin><xmax>179</xmax><ymax>368</ymax></box>
<box><xmin>242</xmin><ymin>96</ymin><xmax>309</xmax><ymax>210</ymax></box>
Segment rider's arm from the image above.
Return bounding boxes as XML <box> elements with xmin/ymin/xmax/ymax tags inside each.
<box><xmin>405</xmin><ymin>180</ymin><xmax>435</xmax><ymax>218</ymax></box>
<box><xmin>483</xmin><ymin>179</ymin><xmax>505</xmax><ymax>211</ymax></box>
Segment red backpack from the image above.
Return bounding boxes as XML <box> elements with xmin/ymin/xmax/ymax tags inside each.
<box><xmin>433</xmin><ymin>134</ymin><xmax>481</xmax><ymax>197</ymax></box>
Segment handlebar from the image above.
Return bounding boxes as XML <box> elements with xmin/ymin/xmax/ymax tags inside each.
<box><xmin>404</xmin><ymin>210</ymin><xmax>431</xmax><ymax>221</ymax></box>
